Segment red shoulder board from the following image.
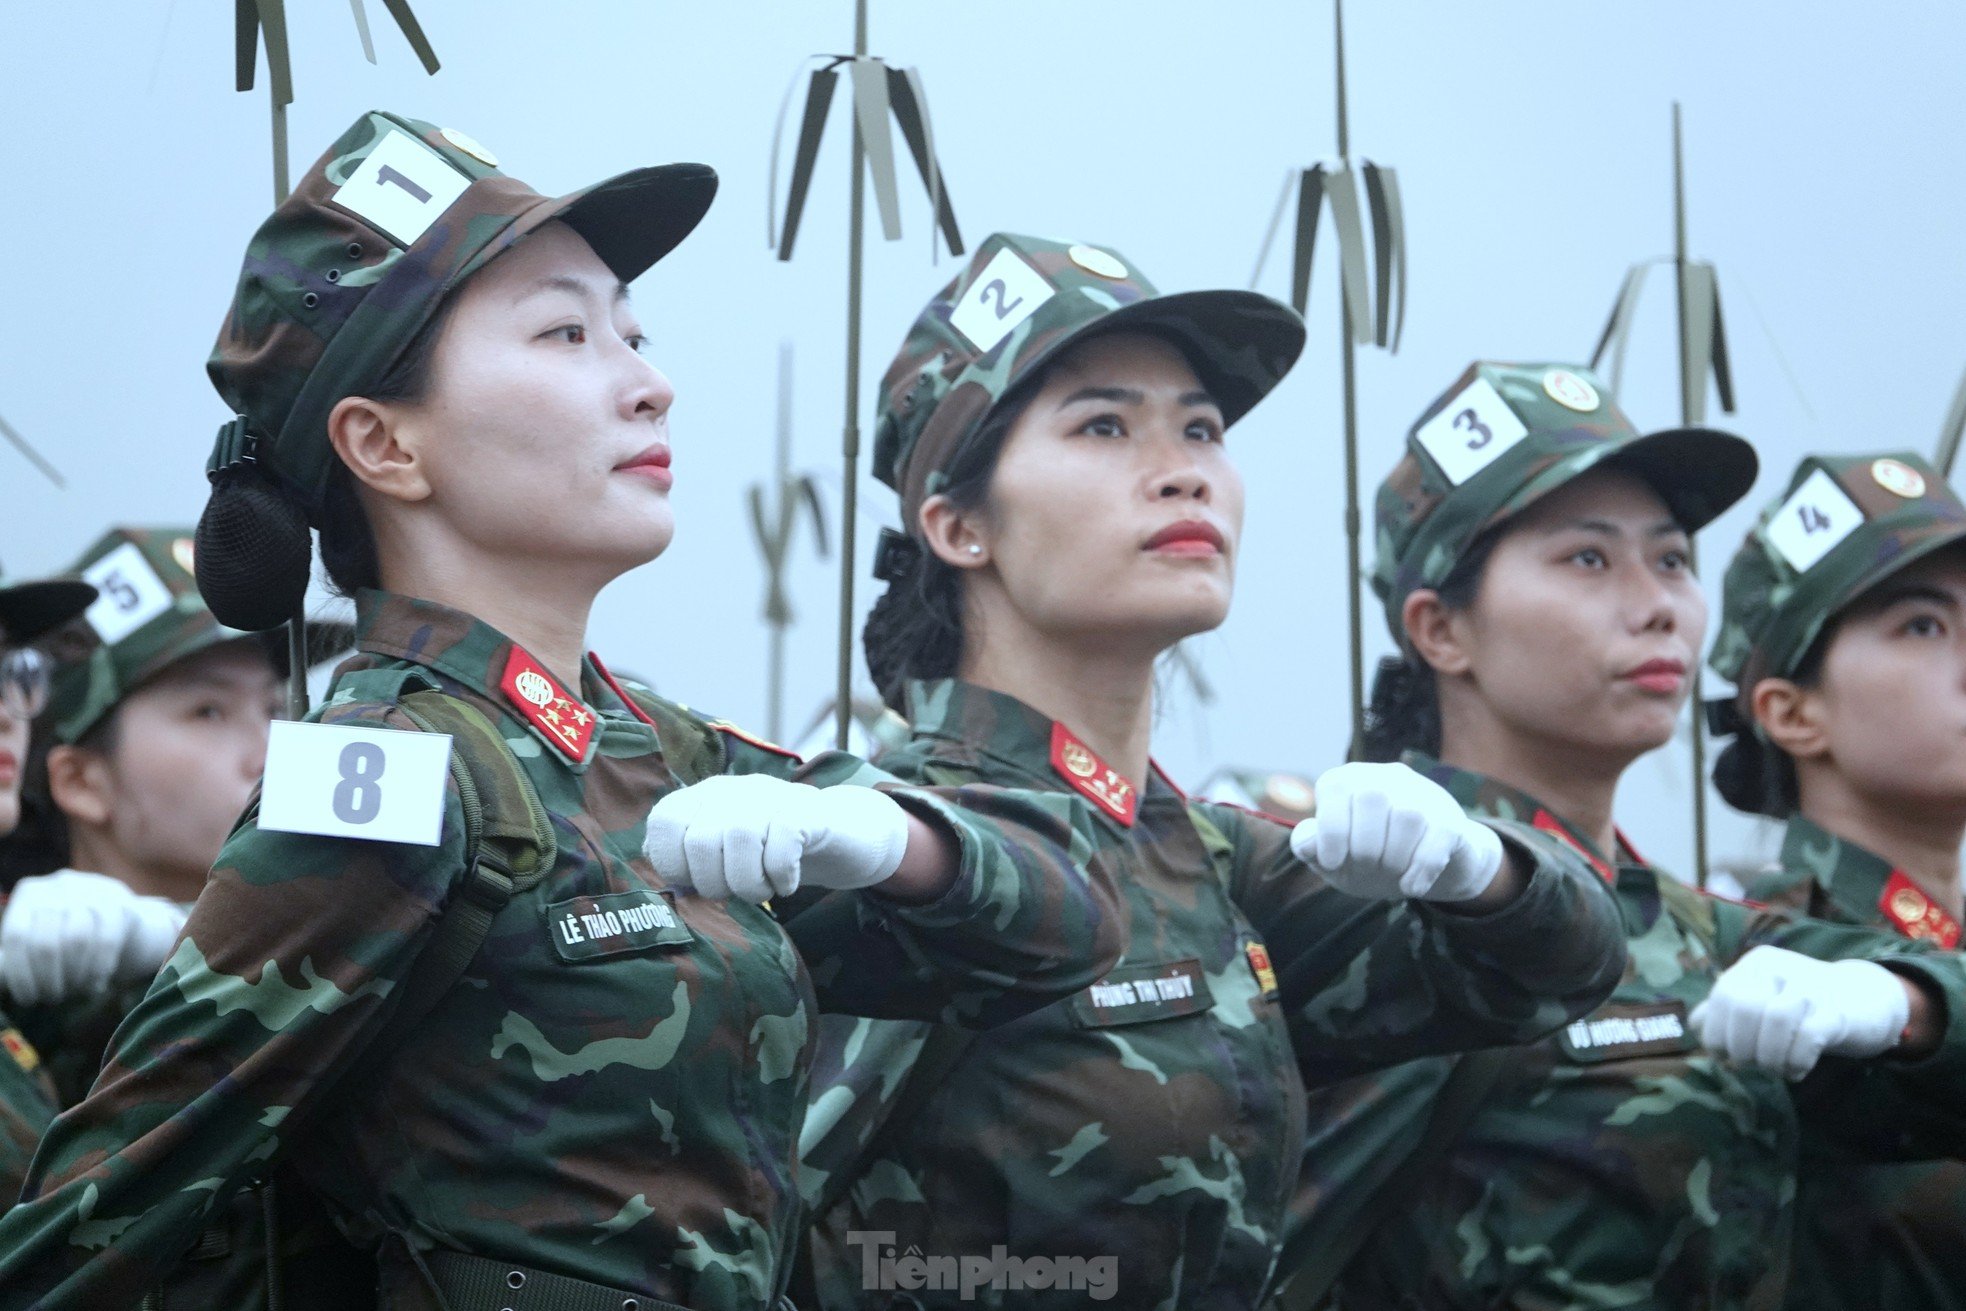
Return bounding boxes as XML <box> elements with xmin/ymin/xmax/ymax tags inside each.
<box><xmin>1244</xmin><ymin>941</ymin><xmax>1280</xmax><ymax>998</ymax></box>
<box><xmin>1881</xmin><ymin>871</ymin><xmax>1963</xmax><ymax>948</ymax></box>
<box><xmin>1049</xmin><ymin>722</ymin><xmax>1137</xmax><ymax>827</ymax></box>
<box><xmin>710</xmin><ymin>720</ymin><xmax>804</xmax><ymax>763</ymax></box>
<box><xmin>1532</xmin><ymin>808</ymin><xmax>1614</xmax><ymax>885</ymax></box>
<box><xmin>499</xmin><ymin>647</ymin><xmax>595</xmax><ymax>762</ymax></box>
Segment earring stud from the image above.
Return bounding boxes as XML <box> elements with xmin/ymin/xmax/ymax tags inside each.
<box><xmin>967</xmin><ymin>544</ymin><xmax>982</xmax><ymax>556</ymax></box>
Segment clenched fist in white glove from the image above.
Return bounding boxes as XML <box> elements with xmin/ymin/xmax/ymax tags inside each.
<box><xmin>1289</xmin><ymin>762</ymin><xmax>1505</xmax><ymax>903</ymax></box>
<box><xmin>642</xmin><ymin>776</ymin><xmax>911</xmax><ymax>904</ymax></box>
<box><xmin>1690</xmin><ymin>945</ymin><xmax>1911</xmax><ymax>1081</ymax></box>
<box><xmin>0</xmin><ymin>870</ymin><xmax>190</xmax><ymax>1006</ymax></box>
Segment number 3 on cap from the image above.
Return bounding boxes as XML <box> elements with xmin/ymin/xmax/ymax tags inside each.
<box><xmin>260</xmin><ymin>721</ymin><xmax>454</xmax><ymax>846</ymax></box>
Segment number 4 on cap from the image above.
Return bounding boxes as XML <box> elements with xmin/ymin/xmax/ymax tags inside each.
<box><xmin>259</xmin><ymin>721</ymin><xmax>454</xmax><ymax>846</ymax></box>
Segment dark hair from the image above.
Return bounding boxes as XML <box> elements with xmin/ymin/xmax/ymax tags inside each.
<box><xmin>1711</xmin><ymin>623</ymin><xmax>1835</xmax><ymax>819</ymax></box>
<box><xmin>1358</xmin><ymin>529</ymin><xmax>1503</xmax><ymax>763</ymax></box>
<box><xmin>316</xmin><ymin>298</ymin><xmax>457</xmax><ymax>597</ymax></box>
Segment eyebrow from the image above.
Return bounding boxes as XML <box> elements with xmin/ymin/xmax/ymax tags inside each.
<box><xmin>1869</xmin><ymin>583</ymin><xmax>1960</xmax><ymax>611</ymax></box>
<box><xmin>1054</xmin><ymin>386</ymin><xmax>1221</xmax><ymax>411</ymax></box>
<box><xmin>513</xmin><ymin>275</ymin><xmax>631</xmax><ymax>306</ymax></box>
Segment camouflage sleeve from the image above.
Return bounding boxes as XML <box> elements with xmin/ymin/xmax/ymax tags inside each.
<box><xmin>723</xmin><ymin>741</ymin><xmax>1121</xmax><ymax>1028</ymax></box>
<box><xmin>793</xmin><ymin>1013</ymin><xmax>933</xmax><ymax>1211</ymax></box>
<box><xmin>1714</xmin><ymin>898</ymin><xmax>1966</xmax><ymax>1154</ymax></box>
<box><xmin>0</xmin><ymin>1011</ymin><xmax>59</xmax><ymax>1201</ymax></box>
<box><xmin>1202</xmin><ymin>804</ymin><xmax>1628</xmax><ymax>1086</ymax></box>
<box><xmin>0</xmin><ymin>701</ymin><xmax>469</xmax><ymax>1307</ymax></box>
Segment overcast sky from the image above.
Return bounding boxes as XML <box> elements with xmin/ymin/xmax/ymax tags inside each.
<box><xmin>5</xmin><ymin>2</ymin><xmax>1962</xmax><ymax>877</ymax></box>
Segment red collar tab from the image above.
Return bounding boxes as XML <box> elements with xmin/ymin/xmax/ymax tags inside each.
<box><xmin>1532</xmin><ymin>809</ymin><xmax>1615</xmax><ymax>885</ymax></box>
<box><xmin>499</xmin><ymin>647</ymin><xmax>595</xmax><ymax>761</ymax></box>
<box><xmin>588</xmin><ymin>651</ymin><xmax>657</xmax><ymax>729</ymax></box>
<box><xmin>1881</xmin><ymin>871</ymin><xmax>1963</xmax><ymax>949</ymax></box>
<box><xmin>1049</xmin><ymin>722</ymin><xmax>1137</xmax><ymax>827</ymax></box>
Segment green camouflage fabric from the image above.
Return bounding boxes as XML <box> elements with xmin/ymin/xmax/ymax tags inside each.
<box><xmin>39</xmin><ymin>526</ymin><xmax>269</xmax><ymax>744</ymax></box>
<box><xmin>1373</xmin><ymin>360</ymin><xmax>1756</xmax><ymax>639</ymax></box>
<box><xmin>793</xmin><ymin>680</ymin><xmax>1628</xmax><ymax>1310</ymax></box>
<box><xmin>1709</xmin><ymin>450</ymin><xmax>1966</xmax><ymax>704</ymax></box>
<box><xmin>207</xmin><ymin>110</ymin><xmax>716</xmax><ymax>517</ymax></box>
<box><xmin>0</xmin><ymin>1012</ymin><xmax>59</xmax><ymax>1200</ymax></box>
<box><xmin>872</xmin><ymin>231</ymin><xmax>1306</xmax><ymax>530</ymax></box>
<box><xmin>1278</xmin><ymin>756</ymin><xmax>1966</xmax><ymax>1311</ymax></box>
<box><xmin>0</xmin><ymin>591</ymin><xmax>1122</xmax><ymax>1310</ymax></box>
<box><xmin>1742</xmin><ymin>815</ymin><xmax>1966</xmax><ymax>1311</ymax></box>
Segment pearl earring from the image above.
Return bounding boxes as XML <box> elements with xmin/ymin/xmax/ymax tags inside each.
<box><xmin>967</xmin><ymin>544</ymin><xmax>982</xmax><ymax>556</ymax></box>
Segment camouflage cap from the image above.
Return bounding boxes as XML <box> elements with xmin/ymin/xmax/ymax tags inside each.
<box><xmin>1709</xmin><ymin>451</ymin><xmax>1966</xmax><ymax>702</ymax></box>
<box><xmin>1372</xmin><ymin>360</ymin><xmax>1758</xmax><ymax>640</ymax></box>
<box><xmin>40</xmin><ymin>527</ymin><xmax>347</xmax><ymax>744</ymax></box>
<box><xmin>207</xmin><ymin>110</ymin><xmax>717</xmax><ymax>518</ymax></box>
<box><xmin>872</xmin><ymin>232</ymin><xmax>1306</xmax><ymax>531</ymax></box>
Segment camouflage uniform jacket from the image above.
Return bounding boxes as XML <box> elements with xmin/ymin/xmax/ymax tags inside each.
<box><xmin>798</xmin><ymin>681</ymin><xmax>1629</xmax><ymax>1310</ymax></box>
<box><xmin>1742</xmin><ymin>816</ymin><xmax>1966</xmax><ymax>1311</ymax></box>
<box><xmin>0</xmin><ymin>1010</ymin><xmax>57</xmax><ymax>1201</ymax></box>
<box><xmin>0</xmin><ymin>593</ymin><xmax>1122</xmax><ymax>1311</ymax></box>
<box><xmin>1292</xmin><ymin>755</ymin><xmax>1966</xmax><ymax>1311</ymax></box>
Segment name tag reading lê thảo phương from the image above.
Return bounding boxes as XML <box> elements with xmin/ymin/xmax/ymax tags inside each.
<box><xmin>1069</xmin><ymin>959</ymin><xmax>1213</xmax><ymax>1028</ymax></box>
<box><xmin>550</xmin><ymin>889</ymin><xmax>694</xmax><ymax>962</ymax></box>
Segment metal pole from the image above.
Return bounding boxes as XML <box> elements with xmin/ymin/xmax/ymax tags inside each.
<box><xmin>1670</xmin><ymin>102</ymin><xmax>1711</xmax><ymax>889</ymax></box>
<box><xmin>1335</xmin><ymin>0</ymin><xmax>1365</xmax><ymax>754</ymax></box>
<box><xmin>835</xmin><ymin>0</ymin><xmax>868</xmax><ymax>751</ymax></box>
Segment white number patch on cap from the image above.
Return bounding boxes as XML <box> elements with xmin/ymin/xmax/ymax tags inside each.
<box><xmin>259</xmin><ymin>721</ymin><xmax>453</xmax><ymax>846</ymax></box>
<box><xmin>82</xmin><ymin>543</ymin><xmax>173</xmax><ymax>644</ymax></box>
<box><xmin>1765</xmin><ymin>468</ymin><xmax>1865</xmax><ymax>573</ymax></box>
<box><xmin>331</xmin><ymin>129</ymin><xmax>472</xmax><ymax>249</ymax></box>
<box><xmin>948</xmin><ymin>248</ymin><xmax>1056</xmax><ymax>354</ymax></box>
<box><xmin>1414</xmin><ymin>377</ymin><xmax>1530</xmax><ymax>485</ymax></box>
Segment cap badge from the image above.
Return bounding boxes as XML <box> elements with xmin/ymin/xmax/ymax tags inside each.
<box><xmin>1542</xmin><ymin>370</ymin><xmax>1600</xmax><ymax>412</ymax></box>
<box><xmin>1049</xmin><ymin>722</ymin><xmax>1137</xmax><ymax>826</ymax></box>
<box><xmin>1871</xmin><ymin>458</ymin><xmax>1927</xmax><ymax>500</ymax></box>
<box><xmin>170</xmin><ymin>537</ymin><xmax>196</xmax><ymax>577</ymax></box>
<box><xmin>1067</xmin><ymin>244</ymin><xmax>1128</xmax><ymax>280</ymax></box>
<box><xmin>439</xmin><ymin>127</ymin><xmax>499</xmax><ymax>167</ymax></box>
<box><xmin>1265</xmin><ymin>775</ymin><xmax>1315</xmax><ymax>813</ymax></box>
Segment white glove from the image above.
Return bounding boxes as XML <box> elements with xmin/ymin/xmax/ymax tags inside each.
<box><xmin>1289</xmin><ymin>762</ymin><xmax>1505</xmax><ymax>903</ymax></box>
<box><xmin>1690</xmin><ymin>945</ymin><xmax>1911</xmax><ymax>1080</ymax></box>
<box><xmin>0</xmin><ymin>870</ymin><xmax>190</xmax><ymax>1006</ymax></box>
<box><xmin>642</xmin><ymin>776</ymin><xmax>911</xmax><ymax>904</ymax></box>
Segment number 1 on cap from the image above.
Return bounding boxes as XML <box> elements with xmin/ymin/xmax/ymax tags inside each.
<box><xmin>259</xmin><ymin>721</ymin><xmax>453</xmax><ymax>846</ymax></box>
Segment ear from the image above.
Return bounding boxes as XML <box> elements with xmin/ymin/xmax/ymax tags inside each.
<box><xmin>1751</xmin><ymin>677</ymin><xmax>1829</xmax><ymax>761</ymax></box>
<box><xmin>918</xmin><ymin>493</ymin><xmax>991</xmax><ymax>572</ymax></box>
<box><xmin>327</xmin><ymin>395</ymin><xmax>433</xmax><ymax>505</ymax></box>
<box><xmin>1403</xmin><ymin>589</ymin><xmax>1472</xmax><ymax>677</ymax></box>
<box><xmin>46</xmin><ymin>744</ymin><xmax>114</xmax><ymax>828</ymax></box>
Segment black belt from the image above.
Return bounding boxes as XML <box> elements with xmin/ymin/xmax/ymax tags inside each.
<box><xmin>422</xmin><ymin>1250</ymin><xmax>694</xmax><ymax>1311</ymax></box>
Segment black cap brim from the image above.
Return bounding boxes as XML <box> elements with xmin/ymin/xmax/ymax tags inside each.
<box><xmin>0</xmin><ymin>581</ymin><xmax>96</xmax><ymax>645</ymax></box>
<box><xmin>1605</xmin><ymin>427</ymin><xmax>1761</xmax><ymax>533</ymax></box>
<box><xmin>1061</xmin><ymin>289</ymin><xmax>1309</xmax><ymax>428</ymax></box>
<box><xmin>549</xmin><ymin>164</ymin><xmax>720</xmax><ymax>286</ymax></box>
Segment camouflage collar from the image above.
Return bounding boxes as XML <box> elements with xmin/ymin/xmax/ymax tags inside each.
<box><xmin>348</xmin><ymin>589</ymin><xmax>650</xmax><ymax>770</ymax></box>
<box><xmin>1780</xmin><ymin>813</ymin><xmax>1962</xmax><ymax>947</ymax></box>
<box><xmin>1400</xmin><ymin>750</ymin><xmax>1648</xmax><ymax>887</ymax></box>
<box><xmin>903</xmin><ymin>678</ymin><xmax>1176</xmax><ymax>829</ymax></box>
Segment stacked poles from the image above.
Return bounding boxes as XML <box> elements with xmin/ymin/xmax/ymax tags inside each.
<box><xmin>1250</xmin><ymin>0</ymin><xmax>1407</xmax><ymax>755</ymax></box>
<box><xmin>748</xmin><ymin>343</ymin><xmax>830</xmax><ymax>743</ymax></box>
<box><xmin>231</xmin><ymin>0</ymin><xmax>440</xmax><ymax>714</ymax></box>
<box><xmin>1590</xmin><ymin>104</ymin><xmax>1737</xmax><ymax>888</ymax></box>
<box><xmin>770</xmin><ymin>0</ymin><xmax>964</xmax><ymax>749</ymax></box>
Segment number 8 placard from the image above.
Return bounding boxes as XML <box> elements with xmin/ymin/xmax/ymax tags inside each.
<box><xmin>259</xmin><ymin>721</ymin><xmax>454</xmax><ymax>847</ymax></box>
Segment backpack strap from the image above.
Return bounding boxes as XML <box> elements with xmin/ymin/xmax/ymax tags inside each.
<box><xmin>1265</xmin><ymin>1048</ymin><xmax>1512</xmax><ymax>1311</ymax></box>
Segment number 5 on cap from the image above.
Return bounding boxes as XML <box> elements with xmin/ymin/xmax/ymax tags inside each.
<box><xmin>259</xmin><ymin>721</ymin><xmax>454</xmax><ymax>846</ymax></box>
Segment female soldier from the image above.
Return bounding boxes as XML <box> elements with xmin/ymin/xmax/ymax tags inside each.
<box><xmin>1269</xmin><ymin>364</ymin><xmax>1966</xmax><ymax>1311</ymax></box>
<box><xmin>1707</xmin><ymin>449</ymin><xmax>1966</xmax><ymax>1310</ymax></box>
<box><xmin>791</xmin><ymin>235</ymin><xmax>1630</xmax><ymax>1310</ymax></box>
<box><xmin>0</xmin><ymin>570</ymin><xmax>94</xmax><ymax>1195</ymax></box>
<box><xmin>0</xmin><ymin>113</ymin><xmax>1132</xmax><ymax>1311</ymax></box>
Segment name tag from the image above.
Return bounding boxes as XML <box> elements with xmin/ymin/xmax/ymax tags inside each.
<box><xmin>550</xmin><ymin>890</ymin><xmax>693</xmax><ymax>962</ymax></box>
<box><xmin>1557</xmin><ymin>1000</ymin><xmax>1692</xmax><ymax>1063</ymax></box>
<box><xmin>1070</xmin><ymin>959</ymin><xmax>1213</xmax><ymax>1029</ymax></box>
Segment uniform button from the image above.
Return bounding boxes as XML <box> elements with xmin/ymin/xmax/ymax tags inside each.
<box><xmin>622</xmin><ymin>1301</ymin><xmax>640</xmax><ymax>1310</ymax></box>
<box><xmin>507</xmin><ymin>1270</ymin><xmax>527</xmax><ymax>1289</ymax></box>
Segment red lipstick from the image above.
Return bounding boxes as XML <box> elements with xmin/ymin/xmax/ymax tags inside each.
<box><xmin>1622</xmin><ymin>658</ymin><xmax>1687</xmax><ymax>695</ymax></box>
<box><xmin>1144</xmin><ymin>520</ymin><xmax>1226</xmax><ymax>557</ymax></box>
<box><xmin>616</xmin><ymin>443</ymin><xmax>673</xmax><ymax>491</ymax></box>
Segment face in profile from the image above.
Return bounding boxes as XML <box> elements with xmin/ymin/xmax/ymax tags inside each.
<box><xmin>1422</xmin><ymin>468</ymin><xmax>1705</xmax><ymax>763</ymax></box>
<box><xmin>371</xmin><ymin>220</ymin><xmax>681</xmax><ymax>577</ymax></box>
<box><xmin>1775</xmin><ymin>546</ymin><xmax>1966</xmax><ymax>810</ymax></box>
<box><xmin>0</xmin><ymin>686</ymin><xmax>29</xmax><ymax>837</ymax></box>
<box><xmin>936</xmin><ymin>331</ymin><xmax>1241</xmax><ymax>659</ymax></box>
